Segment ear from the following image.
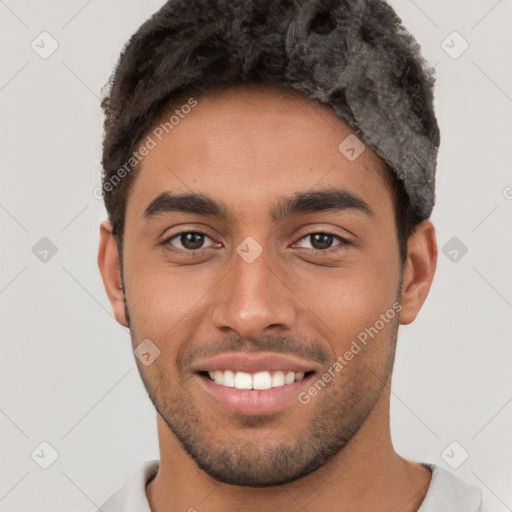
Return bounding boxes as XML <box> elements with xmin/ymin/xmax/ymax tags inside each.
<box><xmin>97</xmin><ymin>220</ymin><xmax>129</xmax><ymax>327</ymax></box>
<box><xmin>399</xmin><ymin>219</ymin><xmax>438</xmax><ymax>325</ymax></box>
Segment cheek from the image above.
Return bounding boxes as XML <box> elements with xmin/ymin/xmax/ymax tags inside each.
<box><xmin>123</xmin><ymin>222</ymin><xmax>401</xmax><ymax>344</ymax></box>
<box><xmin>299</xmin><ymin>259</ymin><xmax>400</xmax><ymax>344</ymax></box>
<box><xmin>124</xmin><ymin>258</ymin><xmax>217</xmax><ymax>335</ymax></box>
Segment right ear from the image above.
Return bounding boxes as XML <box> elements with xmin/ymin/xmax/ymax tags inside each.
<box><xmin>97</xmin><ymin>220</ymin><xmax>129</xmax><ymax>327</ymax></box>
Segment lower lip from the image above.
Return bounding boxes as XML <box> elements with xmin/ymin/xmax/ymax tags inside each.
<box><xmin>197</xmin><ymin>373</ymin><xmax>315</xmax><ymax>415</ymax></box>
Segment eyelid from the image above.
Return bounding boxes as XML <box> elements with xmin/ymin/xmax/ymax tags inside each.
<box><xmin>161</xmin><ymin>227</ymin><xmax>352</xmax><ymax>255</ymax></box>
<box><xmin>293</xmin><ymin>230</ymin><xmax>351</xmax><ymax>251</ymax></box>
<box><xmin>161</xmin><ymin>227</ymin><xmax>217</xmax><ymax>251</ymax></box>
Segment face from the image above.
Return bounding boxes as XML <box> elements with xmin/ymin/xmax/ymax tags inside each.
<box><xmin>114</xmin><ymin>84</ymin><xmax>405</xmax><ymax>486</ymax></box>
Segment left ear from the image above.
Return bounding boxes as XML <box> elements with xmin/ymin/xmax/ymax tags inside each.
<box><xmin>399</xmin><ymin>219</ymin><xmax>438</xmax><ymax>325</ymax></box>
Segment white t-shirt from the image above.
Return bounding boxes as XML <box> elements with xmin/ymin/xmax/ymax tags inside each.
<box><xmin>97</xmin><ymin>459</ymin><xmax>483</xmax><ymax>512</ymax></box>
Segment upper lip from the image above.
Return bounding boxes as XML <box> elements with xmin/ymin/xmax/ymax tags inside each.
<box><xmin>191</xmin><ymin>352</ymin><xmax>320</xmax><ymax>374</ymax></box>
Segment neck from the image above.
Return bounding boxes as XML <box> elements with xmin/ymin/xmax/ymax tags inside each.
<box><xmin>146</xmin><ymin>378</ymin><xmax>431</xmax><ymax>512</ymax></box>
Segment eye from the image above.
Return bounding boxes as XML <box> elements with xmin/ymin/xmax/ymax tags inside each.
<box><xmin>161</xmin><ymin>229</ymin><xmax>351</xmax><ymax>255</ymax></box>
<box><xmin>294</xmin><ymin>231</ymin><xmax>350</xmax><ymax>252</ymax></box>
<box><xmin>163</xmin><ymin>229</ymin><xmax>218</xmax><ymax>252</ymax></box>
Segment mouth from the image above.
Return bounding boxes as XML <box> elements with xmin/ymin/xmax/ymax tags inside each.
<box><xmin>196</xmin><ymin>370</ymin><xmax>316</xmax><ymax>415</ymax></box>
<box><xmin>199</xmin><ymin>369</ymin><xmax>315</xmax><ymax>389</ymax></box>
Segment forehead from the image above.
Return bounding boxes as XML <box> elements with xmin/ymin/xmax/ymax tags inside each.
<box><xmin>125</xmin><ymin>84</ymin><xmax>392</xmax><ymax>224</ymax></box>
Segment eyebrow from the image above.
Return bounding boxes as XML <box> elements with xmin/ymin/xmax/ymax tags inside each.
<box><xmin>143</xmin><ymin>188</ymin><xmax>373</xmax><ymax>222</ymax></box>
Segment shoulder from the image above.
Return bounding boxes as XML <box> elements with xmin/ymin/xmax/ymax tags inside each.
<box><xmin>96</xmin><ymin>459</ymin><xmax>160</xmax><ymax>512</ymax></box>
<box><xmin>97</xmin><ymin>487</ymin><xmax>123</xmax><ymax>512</ymax></box>
<box><xmin>418</xmin><ymin>463</ymin><xmax>483</xmax><ymax>512</ymax></box>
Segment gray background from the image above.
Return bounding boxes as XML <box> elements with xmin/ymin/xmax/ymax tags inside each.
<box><xmin>0</xmin><ymin>0</ymin><xmax>511</xmax><ymax>510</ymax></box>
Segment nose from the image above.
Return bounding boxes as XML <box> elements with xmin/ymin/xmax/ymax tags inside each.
<box><xmin>210</xmin><ymin>243</ymin><xmax>295</xmax><ymax>339</ymax></box>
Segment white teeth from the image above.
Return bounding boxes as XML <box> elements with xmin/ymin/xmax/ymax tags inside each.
<box><xmin>206</xmin><ymin>370</ymin><xmax>309</xmax><ymax>389</ymax></box>
<box><xmin>234</xmin><ymin>371</ymin><xmax>252</xmax><ymax>389</ymax></box>
<box><xmin>284</xmin><ymin>371</ymin><xmax>295</xmax><ymax>385</ymax></box>
<box><xmin>271</xmin><ymin>371</ymin><xmax>285</xmax><ymax>387</ymax></box>
<box><xmin>222</xmin><ymin>370</ymin><xmax>235</xmax><ymax>387</ymax></box>
<box><xmin>253</xmin><ymin>371</ymin><xmax>272</xmax><ymax>390</ymax></box>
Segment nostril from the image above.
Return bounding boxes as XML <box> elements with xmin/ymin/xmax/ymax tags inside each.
<box><xmin>309</xmin><ymin>11</ymin><xmax>336</xmax><ymax>36</ymax></box>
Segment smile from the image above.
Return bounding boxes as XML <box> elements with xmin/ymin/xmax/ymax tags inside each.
<box><xmin>203</xmin><ymin>370</ymin><xmax>312</xmax><ymax>390</ymax></box>
<box><xmin>196</xmin><ymin>370</ymin><xmax>316</xmax><ymax>415</ymax></box>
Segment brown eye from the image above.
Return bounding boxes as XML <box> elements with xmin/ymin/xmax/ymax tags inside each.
<box><xmin>163</xmin><ymin>230</ymin><xmax>216</xmax><ymax>251</ymax></box>
<box><xmin>295</xmin><ymin>232</ymin><xmax>350</xmax><ymax>252</ymax></box>
<box><xmin>310</xmin><ymin>233</ymin><xmax>335</xmax><ymax>250</ymax></box>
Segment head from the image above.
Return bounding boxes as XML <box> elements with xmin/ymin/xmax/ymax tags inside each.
<box><xmin>98</xmin><ymin>0</ymin><xmax>439</xmax><ymax>487</ymax></box>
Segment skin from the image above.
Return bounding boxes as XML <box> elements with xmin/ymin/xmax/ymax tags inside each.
<box><xmin>98</xmin><ymin>83</ymin><xmax>438</xmax><ymax>512</ymax></box>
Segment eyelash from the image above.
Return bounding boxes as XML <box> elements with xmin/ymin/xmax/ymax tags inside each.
<box><xmin>161</xmin><ymin>228</ymin><xmax>351</xmax><ymax>255</ymax></box>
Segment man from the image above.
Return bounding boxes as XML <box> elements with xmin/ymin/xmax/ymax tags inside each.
<box><xmin>97</xmin><ymin>0</ymin><xmax>483</xmax><ymax>510</ymax></box>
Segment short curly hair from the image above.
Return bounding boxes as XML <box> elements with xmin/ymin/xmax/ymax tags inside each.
<box><xmin>100</xmin><ymin>0</ymin><xmax>440</xmax><ymax>264</ymax></box>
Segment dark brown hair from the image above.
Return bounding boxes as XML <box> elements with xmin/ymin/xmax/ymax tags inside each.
<box><xmin>101</xmin><ymin>0</ymin><xmax>440</xmax><ymax>265</ymax></box>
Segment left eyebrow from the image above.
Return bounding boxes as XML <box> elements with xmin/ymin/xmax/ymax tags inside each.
<box><xmin>269</xmin><ymin>188</ymin><xmax>373</xmax><ymax>221</ymax></box>
<box><xmin>143</xmin><ymin>188</ymin><xmax>373</xmax><ymax>222</ymax></box>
